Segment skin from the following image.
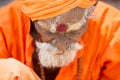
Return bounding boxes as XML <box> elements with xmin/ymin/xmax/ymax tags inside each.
<box><xmin>33</xmin><ymin>7</ymin><xmax>88</xmax><ymax>51</ymax></box>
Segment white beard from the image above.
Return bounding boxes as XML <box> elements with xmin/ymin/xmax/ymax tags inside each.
<box><xmin>35</xmin><ymin>41</ymin><xmax>83</xmax><ymax>68</ymax></box>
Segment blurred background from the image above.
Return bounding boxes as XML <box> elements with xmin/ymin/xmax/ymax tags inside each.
<box><xmin>0</xmin><ymin>0</ymin><xmax>12</xmax><ymax>7</ymax></box>
<box><xmin>103</xmin><ymin>0</ymin><xmax>120</xmax><ymax>9</ymax></box>
<box><xmin>0</xmin><ymin>0</ymin><xmax>120</xmax><ymax>9</ymax></box>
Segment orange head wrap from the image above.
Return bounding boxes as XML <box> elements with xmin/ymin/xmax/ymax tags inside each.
<box><xmin>20</xmin><ymin>0</ymin><xmax>96</xmax><ymax>21</ymax></box>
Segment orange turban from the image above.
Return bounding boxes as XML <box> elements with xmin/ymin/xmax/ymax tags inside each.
<box><xmin>20</xmin><ymin>0</ymin><xmax>96</xmax><ymax>21</ymax></box>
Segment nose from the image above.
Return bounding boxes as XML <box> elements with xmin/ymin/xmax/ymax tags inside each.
<box><xmin>50</xmin><ymin>36</ymin><xmax>72</xmax><ymax>50</ymax></box>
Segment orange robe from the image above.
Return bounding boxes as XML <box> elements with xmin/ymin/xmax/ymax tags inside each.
<box><xmin>0</xmin><ymin>1</ymin><xmax>120</xmax><ymax>80</ymax></box>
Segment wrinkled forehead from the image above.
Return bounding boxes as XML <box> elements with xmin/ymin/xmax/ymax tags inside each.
<box><xmin>33</xmin><ymin>7</ymin><xmax>88</xmax><ymax>33</ymax></box>
<box><xmin>36</xmin><ymin>7</ymin><xmax>86</xmax><ymax>23</ymax></box>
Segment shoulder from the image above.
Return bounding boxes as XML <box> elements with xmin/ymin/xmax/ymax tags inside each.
<box><xmin>84</xmin><ymin>1</ymin><xmax>120</xmax><ymax>47</ymax></box>
<box><xmin>91</xmin><ymin>1</ymin><xmax>120</xmax><ymax>34</ymax></box>
<box><xmin>0</xmin><ymin>1</ymin><xmax>22</xmax><ymax>19</ymax></box>
<box><xmin>94</xmin><ymin>1</ymin><xmax>120</xmax><ymax>23</ymax></box>
<box><xmin>0</xmin><ymin>1</ymin><xmax>30</xmax><ymax>45</ymax></box>
<box><xmin>0</xmin><ymin>1</ymin><xmax>30</xmax><ymax>27</ymax></box>
<box><xmin>0</xmin><ymin>1</ymin><xmax>30</xmax><ymax>35</ymax></box>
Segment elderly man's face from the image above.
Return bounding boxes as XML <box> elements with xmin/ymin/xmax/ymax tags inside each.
<box><xmin>34</xmin><ymin>7</ymin><xmax>88</xmax><ymax>50</ymax></box>
<box><xmin>33</xmin><ymin>7</ymin><xmax>89</xmax><ymax>67</ymax></box>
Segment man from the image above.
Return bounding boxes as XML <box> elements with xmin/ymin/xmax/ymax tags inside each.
<box><xmin>0</xmin><ymin>0</ymin><xmax>120</xmax><ymax>80</ymax></box>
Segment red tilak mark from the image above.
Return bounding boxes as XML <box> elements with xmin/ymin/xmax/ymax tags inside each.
<box><xmin>56</xmin><ymin>24</ymin><xmax>68</xmax><ymax>32</ymax></box>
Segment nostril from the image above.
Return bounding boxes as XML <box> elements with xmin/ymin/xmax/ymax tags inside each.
<box><xmin>50</xmin><ymin>38</ymin><xmax>71</xmax><ymax>50</ymax></box>
<box><xmin>66</xmin><ymin>42</ymin><xmax>71</xmax><ymax>47</ymax></box>
<box><xmin>51</xmin><ymin>38</ymin><xmax>56</xmax><ymax>44</ymax></box>
<box><xmin>67</xmin><ymin>44</ymin><xmax>73</xmax><ymax>50</ymax></box>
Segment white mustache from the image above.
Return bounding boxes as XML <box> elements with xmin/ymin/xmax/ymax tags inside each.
<box><xmin>35</xmin><ymin>41</ymin><xmax>83</xmax><ymax>54</ymax></box>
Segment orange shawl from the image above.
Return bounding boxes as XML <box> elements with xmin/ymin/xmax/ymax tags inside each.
<box><xmin>0</xmin><ymin>1</ymin><xmax>120</xmax><ymax>80</ymax></box>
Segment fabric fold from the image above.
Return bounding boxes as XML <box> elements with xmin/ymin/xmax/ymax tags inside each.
<box><xmin>19</xmin><ymin>0</ymin><xmax>96</xmax><ymax>20</ymax></box>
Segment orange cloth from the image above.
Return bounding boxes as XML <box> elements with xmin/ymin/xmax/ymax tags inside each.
<box><xmin>0</xmin><ymin>1</ymin><xmax>34</xmax><ymax>68</ymax></box>
<box><xmin>0</xmin><ymin>1</ymin><xmax>120</xmax><ymax>80</ymax></box>
<box><xmin>20</xmin><ymin>0</ymin><xmax>96</xmax><ymax>20</ymax></box>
